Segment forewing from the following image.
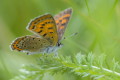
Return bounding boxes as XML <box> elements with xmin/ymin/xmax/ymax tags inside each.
<box><xmin>54</xmin><ymin>8</ymin><xmax>72</xmax><ymax>42</ymax></box>
<box><xmin>27</xmin><ymin>14</ymin><xmax>58</xmax><ymax>46</ymax></box>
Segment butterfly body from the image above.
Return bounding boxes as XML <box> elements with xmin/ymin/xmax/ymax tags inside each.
<box><xmin>10</xmin><ymin>8</ymin><xmax>72</xmax><ymax>55</ymax></box>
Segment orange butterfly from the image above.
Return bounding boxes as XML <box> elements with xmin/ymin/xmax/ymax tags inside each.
<box><xmin>10</xmin><ymin>8</ymin><xmax>72</xmax><ymax>55</ymax></box>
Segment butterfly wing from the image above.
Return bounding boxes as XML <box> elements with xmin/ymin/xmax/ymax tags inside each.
<box><xmin>27</xmin><ymin>14</ymin><xmax>58</xmax><ymax>46</ymax></box>
<box><xmin>54</xmin><ymin>8</ymin><xmax>72</xmax><ymax>42</ymax></box>
<box><xmin>10</xmin><ymin>36</ymin><xmax>51</xmax><ymax>53</ymax></box>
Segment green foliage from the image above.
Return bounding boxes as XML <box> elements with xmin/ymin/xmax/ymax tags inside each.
<box><xmin>0</xmin><ymin>0</ymin><xmax>120</xmax><ymax>80</ymax></box>
<box><xmin>11</xmin><ymin>53</ymin><xmax>120</xmax><ymax>80</ymax></box>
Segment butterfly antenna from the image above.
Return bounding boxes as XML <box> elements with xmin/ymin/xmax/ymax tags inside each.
<box><xmin>62</xmin><ymin>32</ymin><xmax>78</xmax><ymax>41</ymax></box>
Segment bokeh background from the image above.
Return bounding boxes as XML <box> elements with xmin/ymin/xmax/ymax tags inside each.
<box><xmin>0</xmin><ymin>0</ymin><xmax>120</xmax><ymax>80</ymax></box>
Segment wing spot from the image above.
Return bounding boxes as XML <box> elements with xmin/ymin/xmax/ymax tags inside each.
<box><xmin>33</xmin><ymin>38</ymin><xmax>35</xmax><ymax>40</ymax></box>
<box><xmin>48</xmin><ymin>27</ymin><xmax>53</xmax><ymax>29</ymax></box>
<box><xmin>37</xmin><ymin>20</ymin><xmax>40</xmax><ymax>21</ymax></box>
<box><xmin>43</xmin><ymin>33</ymin><xmax>47</xmax><ymax>37</ymax></box>
<box><xmin>45</xmin><ymin>22</ymin><xmax>48</xmax><ymax>24</ymax></box>
<box><xmin>49</xmin><ymin>16</ymin><xmax>52</xmax><ymax>18</ymax></box>
<box><xmin>47</xmin><ymin>22</ymin><xmax>50</xmax><ymax>23</ymax></box>
<box><xmin>49</xmin><ymin>32</ymin><xmax>53</xmax><ymax>33</ymax></box>
<box><xmin>40</xmin><ymin>27</ymin><xmax>44</xmax><ymax>28</ymax></box>
<box><xmin>51</xmin><ymin>21</ymin><xmax>54</xmax><ymax>23</ymax></box>
<box><xmin>56</xmin><ymin>23</ymin><xmax>59</xmax><ymax>25</ymax></box>
<box><xmin>41</xmin><ymin>24</ymin><xmax>45</xmax><ymax>26</ymax></box>
<box><xmin>59</xmin><ymin>20</ymin><xmax>62</xmax><ymax>22</ymax></box>
<box><xmin>31</xmin><ymin>26</ymin><xmax>35</xmax><ymax>29</ymax></box>
<box><xmin>18</xmin><ymin>46</ymin><xmax>20</xmax><ymax>48</ymax></box>
<box><xmin>38</xmin><ymin>30</ymin><xmax>42</xmax><ymax>33</ymax></box>
<box><xmin>43</xmin><ymin>41</ymin><xmax>46</xmax><ymax>43</ymax></box>
<box><xmin>61</xmin><ymin>23</ymin><xmax>66</xmax><ymax>26</ymax></box>
<box><xmin>34</xmin><ymin>22</ymin><xmax>37</xmax><ymax>24</ymax></box>
<box><xmin>63</xmin><ymin>17</ymin><xmax>70</xmax><ymax>20</ymax></box>
<box><xmin>51</xmin><ymin>36</ymin><xmax>53</xmax><ymax>38</ymax></box>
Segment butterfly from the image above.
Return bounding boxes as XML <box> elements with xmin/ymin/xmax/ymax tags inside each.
<box><xmin>10</xmin><ymin>8</ymin><xmax>72</xmax><ymax>55</ymax></box>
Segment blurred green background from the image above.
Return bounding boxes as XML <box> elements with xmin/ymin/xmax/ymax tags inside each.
<box><xmin>0</xmin><ymin>0</ymin><xmax>120</xmax><ymax>80</ymax></box>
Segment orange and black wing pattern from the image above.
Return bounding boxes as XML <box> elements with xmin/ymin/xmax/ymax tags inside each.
<box><xmin>54</xmin><ymin>8</ymin><xmax>72</xmax><ymax>42</ymax></box>
<box><xmin>27</xmin><ymin>14</ymin><xmax>58</xmax><ymax>46</ymax></box>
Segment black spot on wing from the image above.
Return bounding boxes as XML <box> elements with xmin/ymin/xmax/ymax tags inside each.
<box><xmin>51</xmin><ymin>36</ymin><xmax>53</xmax><ymax>38</ymax></box>
<box><xmin>41</xmin><ymin>24</ymin><xmax>45</xmax><ymax>26</ymax></box>
<box><xmin>59</xmin><ymin>20</ymin><xmax>62</xmax><ymax>22</ymax></box>
<box><xmin>32</xmin><ymin>26</ymin><xmax>35</xmax><ymax>29</ymax></box>
<box><xmin>63</xmin><ymin>17</ymin><xmax>70</xmax><ymax>20</ymax></box>
<box><xmin>33</xmin><ymin>38</ymin><xmax>35</xmax><ymax>40</ymax></box>
<box><xmin>48</xmin><ymin>27</ymin><xmax>53</xmax><ymax>29</ymax></box>
<box><xmin>38</xmin><ymin>30</ymin><xmax>42</xmax><ymax>33</ymax></box>
<box><xmin>45</xmin><ymin>22</ymin><xmax>48</xmax><ymax>24</ymax></box>
<box><xmin>34</xmin><ymin>22</ymin><xmax>37</xmax><ymax>24</ymax></box>
<box><xmin>40</xmin><ymin>27</ymin><xmax>44</xmax><ymax>28</ymax></box>
<box><xmin>51</xmin><ymin>21</ymin><xmax>54</xmax><ymax>23</ymax></box>
<box><xmin>43</xmin><ymin>33</ymin><xmax>47</xmax><ymax>37</ymax></box>
<box><xmin>56</xmin><ymin>23</ymin><xmax>59</xmax><ymax>25</ymax></box>
<box><xmin>47</xmin><ymin>22</ymin><xmax>50</xmax><ymax>23</ymax></box>
<box><xmin>61</xmin><ymin>23</ymin><xmax>66</xmax><ymax>26</ymax></box>
<box><xmin>49</xmin><ymin>32</ymin><xmax>53</xmax><ymax>33</ymax></box>
<box><xmin>37</xmin><ymin>19</ymin><xmax>40</xmax><ymax>21</ymax></box>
